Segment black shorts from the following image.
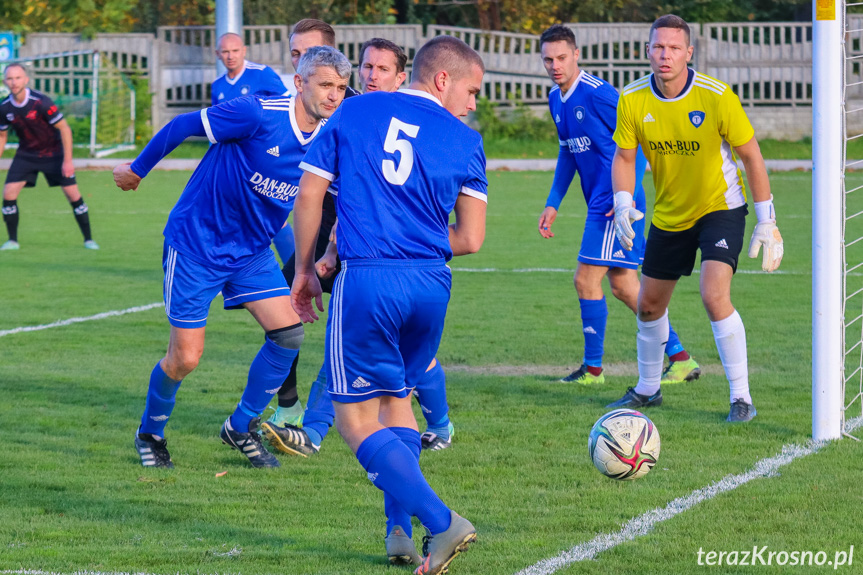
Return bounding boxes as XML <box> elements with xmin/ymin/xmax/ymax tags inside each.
<box><xmin>282</xmin><ymin>191</ymin><xmax>341</xmax><ymax>294</ymax></box>
<box><xmin>6</xmin><ymin>154</ymin><xmax>76</xmax><ymax>188</ymax></box>
<box><xmin>641</xmin><ymin>205</ymin><xmax>748</xmax><ymax>281</ymax></box>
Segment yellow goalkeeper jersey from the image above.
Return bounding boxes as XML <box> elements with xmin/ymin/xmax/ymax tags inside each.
<box><xmin>613</xmin><ymin>71</ymin><xmax>755</xmax><ymax>231</ymax></box>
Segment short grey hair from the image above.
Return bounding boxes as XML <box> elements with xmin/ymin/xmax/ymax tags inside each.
<box><xmin>297</xmin><ymin>46</ymin><xmax>352</xmax><ymax>81</ymax></box>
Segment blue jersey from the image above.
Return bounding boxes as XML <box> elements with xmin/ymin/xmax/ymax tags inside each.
<box><xmin>211</xmin><ymin>61</ymin><xmax>287</xmax><ymax>106</ymax></box>
<box><xmin>546</xmin><ymin>71</ymin><xmax>646</xmax><ymax>220</ymax></box>
<box><xmin>300</xmin><ymin>89</ymin><xmax>488</xmax><ymax>261</ymax></box>
<box><xmin>165</xmin><ymin>95</ymin><xmax>324</xmax><ymax>270</ymax></box>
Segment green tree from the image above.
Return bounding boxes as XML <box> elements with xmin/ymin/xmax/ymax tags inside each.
<box><xmin>0</xmin><ymin>0</ymin><xmax>137</xmax><ymax>36</ymax></box>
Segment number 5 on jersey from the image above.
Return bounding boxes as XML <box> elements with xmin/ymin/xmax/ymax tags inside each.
<box><xmin>382</xmin><ymin>117</ymin><xmax>420</xmax><ymax>185</ymax></box>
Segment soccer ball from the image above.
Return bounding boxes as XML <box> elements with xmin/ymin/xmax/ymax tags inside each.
<box><xmin>588</xmin><ymin>409</ymin><xmax>660</xmax><ymax>480</ymax></box>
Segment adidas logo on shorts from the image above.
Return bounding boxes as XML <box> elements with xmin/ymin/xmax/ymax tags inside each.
<box><xmin>352</xmin><ymin>376</ymin><xmax>371</xmax><ymax>388</ymax></box>
<box><xmin>266</xmin><ymin>145</ymin><xmax>280</xmax><ymax>157</ymax></box>
<box><xmin>643</xmin><ymin>113</ymin><xmax>656</xmax><ymax>123</ymax></box>
<box><xmin>715</xmin><ymin>238</ymin><xmax>729</xmax><ymax>249</ymax></box>
<box><xmin>613</xmin><ymin>249</ymin><xmax>625</xmax><ymax>258</ymax></box>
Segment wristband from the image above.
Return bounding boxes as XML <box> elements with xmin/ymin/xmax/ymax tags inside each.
<box><xmin>754</xmin><ymin>194</ymin><xmax>775</xmax><ymax>223</ymax></box>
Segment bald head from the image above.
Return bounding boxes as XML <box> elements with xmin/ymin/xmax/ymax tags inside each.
<box><xmin>411</xmin><ymin>35</ymin><xmax>485</xmax><ymax>85</ymax></box>
<box><xmin>216</xmin><ymin>33</ymin><xmax>246</xmax><ymax>77</ymax></box>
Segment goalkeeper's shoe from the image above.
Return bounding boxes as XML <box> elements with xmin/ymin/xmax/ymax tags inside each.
<box><xmin>386</xmin><ymin>525</ymin><xmax>422</xmax><ymax>566</ymax></box>
<box><xmin>560</xmin><ymin>364</ymin><xmax>605</xmax><ymax>385</ymax></box>
<box><xmin>727</xmin><ymin>398</ymin><xmax>757</xmax><ymax>423</ymax></box>
<box><xmin>414</xmin><ymin>512</ymin><xmax>477</xmax><ymax>575</ymax></box>
<box><xmin>606</xmin><ymin>387</ymin><xmax>662</xmax><ymax>409</ymax></box>
<box><xmin>261</xmin><ymin>422</ymin><xmax>319</xmax><ymax>457</ymax></box>
<box><xmin>0</xmin><ymin>240</ymin><xmax>20</xmax><ymax>250</ymax></box>
<box><xmin>220</xmin><ymin>416</ymin><xmax>280</xmax><ymax>468</ymax></box>
<box><xmin>266</xmin><ymin>402</ymin><xmax>304</xmax><ymax>428</ymax></box>
<box><xmin>135</xmin><ymin>431</ymin><xmax>174</xmax><ymax>468</ymax></box>
<box><xmin>660</xmin><ymin>358</ymin><xmax>701</xmax><ymax>385</ymax></box>
<box><xmin>83</xmin><ymin>240</ymin><xmax>100</xmax><ymax>250</ymax></box>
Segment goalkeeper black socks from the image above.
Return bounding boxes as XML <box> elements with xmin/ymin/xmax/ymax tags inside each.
<box><xmin>70</xmin><ymin>198</ymin><xmax>92</xmax><ymax>241</ymax></box>
<box><xmin>2</xmin><ymin>199</ymin><xmax>18</xmax><ymax>242</ymax></box>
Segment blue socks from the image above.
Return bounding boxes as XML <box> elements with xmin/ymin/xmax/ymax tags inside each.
<box><xmin>579</xmin><ymin>297</ymin><xmax>608</xmax><ymax>367</ymax></box>
<box><xmin>415</xmin><ymin>360</ymin><xmax>450</xmax><ymax>440</ymax></box>
<box><xmin>357</xmin><ymin>428</ymin><xmax>451</xmax><ymax>536</ymax></box>
<box><xmin>231</xmin><ymin>336</ymin><xmax>299</xmax><ymax>432</ymax></box>
<box><xmin>302</xmin><ymin>363</ymin><xmax>334</xmax><ymax>446</ymax></box>
<box><xmin>272</xmin><ymin>224</ymin><xmax>295</xmax><ymax>265</ymax></box>
<box><xmin>384</xmin><ymin>427</ymin><xmax>422</xmax><ymax>537</ymax></box>
<box><xmin>140</xmin><ymin>362</ymin><xmax>182</xmax><ymax>437</ymax></box>
<box><xmin>665</xmin><ymin>321</ymin><xmax>685</xmax><ymax>358</ymax></box>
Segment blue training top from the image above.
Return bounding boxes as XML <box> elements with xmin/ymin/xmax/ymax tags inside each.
<box><xmin>211</xmin><ymin>61</ymin><xmax>287</xmax><ymax>105</ymax></box>
<box><xmin>546</xmin><ymin>71</ymin><xmax>647</xmax><ymax>219</ymax></box>
<box><xmin>300</xmin><ymin>89</ymin><xmax>489</xmax><ymax>262</ymax></box>
<box><xmin>132</xmin><ymin>94</ymin><xmax>324</xmax><ymax>270</ymax></box>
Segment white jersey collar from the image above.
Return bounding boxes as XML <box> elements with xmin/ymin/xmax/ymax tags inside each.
<box><xmin>289</xmin><ymin>95</ymin><xmax>323</xmax><ymax>145</ymax></box>
<box><xmin>10</xmin><ymin>88</ymin><xmax>31</xmax><ymax>108</ymax></box>
<box><xmin>558</xmin><ymin>70</ymin><xmax>585</xmax><ymax>104</ymax></box>
<box><xmin>224</xmin><ymin>61</ymin><xmax>248</xmax><ymax>86</ymax></box>
<box><xmin>401</xmin><ymin>88</ymin><xmax>444</xmax><ymax>107</ymax></box>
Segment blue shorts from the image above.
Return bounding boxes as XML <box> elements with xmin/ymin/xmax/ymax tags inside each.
<box><xmin>326</xmin><ymin>259</ymin><xmax>451</xmax><ymax>403</ymax></box>
<box><xmin>162</xmin><ymin>244</ymin><xmax>290</xmax><ymax>329</ymax></box>
<box><xmin>577</xmin><ymin>218</ymin><xmax>645</xmax><ymax>270</ymax></box>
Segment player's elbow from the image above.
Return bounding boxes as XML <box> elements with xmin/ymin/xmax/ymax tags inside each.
<box><xmin>460</xmin><ymin>230</ymin><xmax>485</xmax><ymax>255</ymax></box>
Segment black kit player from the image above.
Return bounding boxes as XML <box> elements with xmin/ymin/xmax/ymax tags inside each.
<box><xmin>0</xmin><ymin>64</ymin><xmax>98</xmax><ymax>251</ymax></box>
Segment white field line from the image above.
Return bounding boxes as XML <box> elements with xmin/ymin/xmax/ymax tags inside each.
<box><xmin>453</xmin><ymin>267</ymin><xmax>804</xmax><ymax>275</ymax></box>
<box><xmin>516</xmin><ymin>416</ymin><xmax>863</xmax><ymax>575</ymax></box>
<box><xmin>0</xmin><ymin>303</ymin><xmax>162</xmax><ymax>338</ymax></box>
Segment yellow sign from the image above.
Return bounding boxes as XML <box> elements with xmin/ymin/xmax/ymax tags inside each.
<box><xmin>816</xmin><ymin>0</ymin><xmax>836</xmax><ymax>21</ymax></box>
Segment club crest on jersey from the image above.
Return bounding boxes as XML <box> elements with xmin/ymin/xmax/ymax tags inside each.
<box><xmin>5</xmin><ymin>113</ymin><xmax>13</xmax><ymax>122</ymax></box>
<box><xmin>241</xmin><ymin>85</ymin><xmax>251</xmax><ymax>95</ymax></box>
<box><xmin>689</xmin><ymin>111</ymin><xmax>705</xmax><ymax>128</ymax></box>
<box><xmin>574</xmin><ymin>106</ymin><xmax>586</xmax><ymax>123</ymax></box>
<box><xmin>249</xmin><ymin>172</ymin><xmax>299</xmax><ymax>201</ymax></box>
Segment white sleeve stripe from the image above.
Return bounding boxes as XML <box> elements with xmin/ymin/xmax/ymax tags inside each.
<box><xmin>559</xmin><ymin>139</ymin><xmax>567</xmax><ymax>146</ymax></box>
<box><xmin>460</xmin><ymin>186</ymin><xmax>488</xmax><ymax>203</ymax></box>
<box><xmin>299</xmin><ymin>161</ymin><xmax>335</xmax><ymax>182</ymax></box>
<box><xmin>201</xmin><ymin>109</ymin><xmax>216</xmax><ymax>144</ymax></box>
<box><xmin>48</xmin><ymin>113</ymin><xmax>64</xmax><ymax>124</ymax></box>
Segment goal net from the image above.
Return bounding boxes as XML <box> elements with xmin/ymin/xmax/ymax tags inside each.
<box><xmin>0</xmin><ymin>49</ymin><xmax>135</xmax><ymax>157</ymax></box>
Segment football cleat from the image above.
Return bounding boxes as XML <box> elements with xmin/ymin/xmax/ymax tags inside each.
<box><xmin>560</xmin><ymin>364</ymin><xmax>605</xmax><ymax>385</ymax></box>
<box><xmin>83</xmin><ymin>240</ymin><xmax>100</xmax><ymax>250</ymax></box>
<box><xmin>660</xmin><ymin>357</ymin><xmax>701</xmax><ymax>385</ymax></box>
<box><xmin>135</xmin><ymin>431</ymin><xmax>174</xmax><ymax>468</ymax></box>
<box><xmin>0</xmin><ymin>240</ymin><xmax>20</xmax><ymax>250</ymax></box>
<box><xmin>727</xmin><ymin>398</ymin><xmax>757</xmax><ymax>422</ymax></box>
<box><xmin>220</xmin><ymin>416</ymin><xmax>280</xmax><ymax>468</ymax></box>
<box><xmin>260</xmin><ymin>422</ymin><xmax>319</xmax><ymax>457</ymax></box>
<box><xmin>386</xmin><ymin>525</ymin><xmax>422</xmax><ymax>566</ymax></box>
<box><xmin>606</xmin><ymin>387</ymin><xmax>663</xmax><ymax>409</ymax></box>
<box><xmin>414</xmin><ymin>511</ymin><xmax>476</xmax><ymax>575</ymax></box>
<box><xmin>421</xmin><ymin>422</ymin><xmax>455</xmax><ymax>451</ymax></box>
<box><xmin>266</xmin><ymin>402</ymin><xmax>304</xmax><ymax>428</ymax></box>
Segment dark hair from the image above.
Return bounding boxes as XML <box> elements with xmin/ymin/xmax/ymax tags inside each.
<box><xmin>360</xmin><ymin>38</ymin><xmax>407</xmax><ymax>73</ymax></box>
<box><xmin>650</xmin><ymin>14</ymin><xmax>691</xmax><ymax>46</ymax></box>
<box><xmin>412</xmin><ymin>35</ymin><xmax>485</xmax><ymax>83</ymax></box>
<box><xmin>540</xmin><ymin>24</ymin><xmax>576</xmax><ymax>50</ymax></box>
<box><xmin>291</xmin><ymin>19</ymin><xmax>336</xmax><ymax>47</ymax></box>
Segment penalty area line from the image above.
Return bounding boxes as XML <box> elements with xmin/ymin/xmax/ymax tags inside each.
<box><xmin>0</xmin><ymin>302</ymin><xmax>162</xmax><ymax>338</ymax></box>
<box><xmin>515</xmin><ymin>416</ymin><xmax>863</xmax><ymax>575</ymax></box>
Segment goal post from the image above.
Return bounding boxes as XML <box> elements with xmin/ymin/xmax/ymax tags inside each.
<box><xmin>0</xmin><ymin>49</ymin><xmax>135</xmax><ymax>157</ymax></box>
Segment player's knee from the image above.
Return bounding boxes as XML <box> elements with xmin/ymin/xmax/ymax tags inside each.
<box><xmin>164</xmin><ymin>350</ymin><xmax>201</xmax><ymax>379</ymax></box>
<box><xmin>267</xmin><ymin>323</ymin><xmax>304</xmax><ymax>350</ymax></box>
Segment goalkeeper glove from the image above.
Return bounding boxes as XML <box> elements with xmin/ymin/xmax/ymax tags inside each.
<box><xmin>613</xmin><ymin>191</ymin><xmax>644</xmax><ymax>251</ymax></box>
<box><xmin>748</xmin><ymin>195</ymin><xmax>784</xmax><ymax>272</ymax></box>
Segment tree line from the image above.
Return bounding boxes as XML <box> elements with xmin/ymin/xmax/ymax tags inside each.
<box><xmin>1</xmin><ymin>0</ymin><xmax>813</xmax><ymax>38</ymax></box>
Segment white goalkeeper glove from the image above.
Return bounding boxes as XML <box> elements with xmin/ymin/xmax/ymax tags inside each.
<box><xmin>748</xmin><ymin>195</ymin><xmax>784</xmax><ymax>272</ymax></box>
<box><xmin>613</xmin><ymin>191</ymin><xmax>644</xmax><ymax>251</ymax></box>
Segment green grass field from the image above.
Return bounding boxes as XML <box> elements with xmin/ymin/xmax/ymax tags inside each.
<box><xmin>1</xmin><ymin>169</ymin><xmax>860</xmax><ymax>574</ymax></box>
